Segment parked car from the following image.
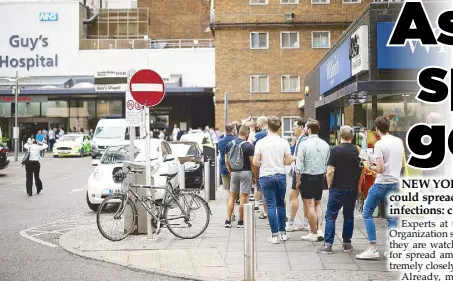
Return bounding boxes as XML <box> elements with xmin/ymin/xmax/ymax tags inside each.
<box><xmin>179</xmin><ymin>130</ymin><xmax>215</xmax><ymax>151</ymax></box>
<box><xmin>0</xmin><ymin>142</ymin><xmax>10</xmax><ymax>170</ymax></box>
<box><xmin>169</xmin><ymin>141</ymin><xmax>203</xmax><ymax>188</ymax></box>
<box><xmin>53</xmin><ymin>133</ymin><xmax>92</xmax><ymax>157</ymax></box>
<box><xmin>92</xmin><ymin>119</ymin><xmax>128</xmax><ymax>159</ymax></box>
<box><xmin>86</xmin><ymin>139</ymin><xmax>179</xmax><ymax>211</ymax></box>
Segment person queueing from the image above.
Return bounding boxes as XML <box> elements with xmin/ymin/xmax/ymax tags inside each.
<box><xmin>357</xmin><ymin>116</ymin><xmax>403</xmax><ymax>259</ymax></box>
<box><xmin>315</xmin><ymin>126</ymin><xmax>362</xmax><ymax>254</ymax></box>
<box><xmin>218</xmin><ymin>124</ymin><xmax>237</xmax><ymax>223</ymax></box>
<box><xmin>286</xmin><ymin>118</ymin><xmax>309</xmax><ymax>232</ymax></box>
<box><xmin>224</xmin><ymin>126</ymin><xmax>257</xmax><ymax>228</ymax></box>
<box><xmin>24</xmin><ymin>139</ymin><xmax>48</xmax><ymax>196</ymax></box>
<box><xmin>253</xmin><ymin>116</ymin><xmax>293</xmax><ymax>244</ymax></box>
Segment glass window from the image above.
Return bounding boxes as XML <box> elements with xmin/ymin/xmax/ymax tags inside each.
<box><xmin>281</xmin><ymin>75</ymin><xmax>300</xmax><ymax>92</ymax></box>
<box><xmin>94</xmin><ymin>126</ymin><xmax>126</xmax><ymax>139</ymax></box>
<box><xmin>41</xmin><ymin>100</ymin><xmax>69</xmax><ymax>117</ymax></box>
<box><xmin>281</xmin><ymin>0</ymin><xmax>298</xmax><ymax>3</ymax></box>
<box><xmin>282</xmin><ymin>117</ymin><xmax>299</xmax><ymax>142</ymax></box>
<box><xmin>96</xmin><ymin>100</ymin><xmax>123</xmax><ymax>117</ymax></box>
<box><xmin>162</xmin><ymin>141</ymin><xmax>172</xmax><ymax>155</ymax></box>
<box><xmin>18</xmin><ymin>102</ymin><xmax>40</xmax><ymax>117</ymax></box>
<box><xmin>69</xmin><ymin>100</ymin><xmax>96</xmax><ymax>117</ymax></box>
<box><xmin>0</xmin><ymin>103</ymin><xmax>11</xmax><ymax>118</ymax></box>
<box><xmin>250</xmin><ymin>75</ymin><xmax>269</xmax><ymax>93</ymax></box>
<box><xmin>250</xmin><ymin>0</ymin><xmax>268</xmax><ymax>5</ymax></box>
<box><xmin>312</xmin><ymin>0</ymin><xmax>329</xmax><ymax>3</ymax></box>
<box><xmin>312</xmin><ymin>31</ymin><xmax>331</xmax><ymax>48</ymax></box>
<box><xmin>281</xmin><ymin>32</ymin><xmax>299</xmax><ymax>48</ymax></box>
<box><xmin>343</xmin><ymin>0</ymin><xmax>359</xmax><ymax>3</ymax></box>
<box><xmin>250</xmin><ymin>32</ymin><xmax>269</xmax><ymax>49</ymax></box>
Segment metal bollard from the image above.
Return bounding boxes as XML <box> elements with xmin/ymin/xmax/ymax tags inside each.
<box><xmin>178</xmin><ymin>162</ymin><xmax>185</xmax><ymax>190</ymax></box>
<box><xmin>215</xmin><ymin>155</ymin><xmax>220</xmax><ymax>189</ymax></box>
<box><xmin>244</xmin><ymin>203</ymin><xmax>255</xmax><ymax>281</ymax></box>
<box><xmin>204</xmin><ymin>161</ymin><xmax>210</xmax><ymax>201</ymax></box>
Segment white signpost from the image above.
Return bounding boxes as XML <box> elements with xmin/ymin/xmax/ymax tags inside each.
<box><xmin>125</xmin><ymin>91</ymin><xmax>144</xmax><ymax>127</ymax></box>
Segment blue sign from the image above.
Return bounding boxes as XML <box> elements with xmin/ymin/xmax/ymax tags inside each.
<box><xmin>377</xmin><ymin>22</ymin><xmax>448</xmax><ymax>69</ymax></box>
<box><xmin>319</xmin><ymin>39</ymin><xmax>352</xmax><ymax>95</ymax></box>
<box><xmin>39</xmin><ymin>12</ymin><xmax>58</xmax><ymax>22</ymax></box>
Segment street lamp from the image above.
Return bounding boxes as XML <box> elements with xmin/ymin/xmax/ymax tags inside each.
<box><xmin>0</xmin><ymin>71</ymin><xmax>30</xmax><ymax>162</ymax></box>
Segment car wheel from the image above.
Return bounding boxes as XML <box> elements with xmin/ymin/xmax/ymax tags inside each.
<box><xmin>86</xmin><ymin>192</ymin><xmax>99</xmax><ymax>211</ymax></box>
<box><xmin>53</xmin><ymin>155</ymin><xmax>58</xmax><ymax>158</ymax></box>
<box><xmin>80</xmin><ymin>148</ymin><xmax>84</xmax><ymax>157</ymax></box>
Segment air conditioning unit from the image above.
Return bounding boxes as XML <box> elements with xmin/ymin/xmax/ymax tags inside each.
<box><xmin>285</xmin><ymin>13</ymin><xmax>295</xmax><ymax>21</ymax></box>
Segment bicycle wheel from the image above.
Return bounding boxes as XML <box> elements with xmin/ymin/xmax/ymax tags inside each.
<box><xmin>164</xmin><ymin>193</ymin><xmax>210</xmax><ymax>239</ymax></box>
<box><xmin>97</xmin><ymin>194</ymin><xmax>136</xmax><ymax>241</ymax></box>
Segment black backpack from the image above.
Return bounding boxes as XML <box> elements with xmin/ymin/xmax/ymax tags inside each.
<box><xmin>21</xmin><ymin>151</ymin><xmax>30</xmax><ymax>166</ymax></box>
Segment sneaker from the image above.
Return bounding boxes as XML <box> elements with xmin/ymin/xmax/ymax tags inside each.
<box><xmin>253</xmin><ymin>206</ymin><xmax>260</xmax><ymax>213</ymax></box>
<box><xmin>249</xmin><ymin>195</ymin><xmax>255</xmax><ymax>201</ymax></box>
<box><xmin>314</xmin><ymin>244</ymin><xmax>333</xmax><ymax>254</ymax></box>
<box><xmin>286</xmin><ymin>224</ymin><xmax>302</xmax><ymax>232</ymax></box>
<box><xmin>224</xmin><ymin>220</ymin><xmax>232</xmax><ymax>228</ymax></box>
<box><xmin>267</xmin><ymin>235</ymin><xmax>280</xmax><ymax>244</ymax></box>
<box><xmin>317</xmin><ymin>230</ymin><xmax>324</xmax><ymax>242</ymax></box>
<box><xmin>235</xmin><ymin>198</ymin><xmax>240</xmax><ymax>205</ymax></box>
<box><xmin>301</xmin><ymin>233</ymin><xmax>318</xmax><ymax>242</ymax></box>
<box><xmin>300</xmin><ymin>223</ymin><xmax>310</xmax><ymax>231</ymax></box>
<box><xmin>279</xmin><ymin>232</ymin><xmax>290</xmax><ymax>241</ymax></box>
<box><xmin>343</xmin><ymin>243</ymin><xmax>354</xmax><ymax>253</ymax></box>
<box><xmin>259</xmin><ymin>200</ymin><xmax>263</xmax><ymax>205</ymax></box>
<box><xmin>356</xmin><ymin>247</ymin><xmax>380</xmax><ymax>260</ymax></box>
<box><xmin>259</xmin><ymin>213</ymin><xmax>268</xmax><ymax>219</ymax></box>
<box><xmin>237</xmin><ymin>220</ymin><xmax>244</xmax><ymax>228</ymax></box>
<box><xmin>231</xmin><ymin>214</ymin><xmax>236</xmax><ymax>221</ymax></box>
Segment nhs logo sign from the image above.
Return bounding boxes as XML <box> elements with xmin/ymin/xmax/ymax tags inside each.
<box><xmin>39</xmin><ymin>12</ymin><xmax>58</xmax><ymax>22</ymax></box>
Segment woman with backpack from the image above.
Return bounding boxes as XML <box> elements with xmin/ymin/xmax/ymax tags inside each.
<box><xmin>23</xmin><ymin>139</ymin><xmax>48</xmax><ymax>196</ymax></box>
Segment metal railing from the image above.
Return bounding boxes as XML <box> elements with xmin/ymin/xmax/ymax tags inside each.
<box><xmin>81</xmin><ymin>38</ymin><xmax>215</xmax><ymax>50</ymax></box>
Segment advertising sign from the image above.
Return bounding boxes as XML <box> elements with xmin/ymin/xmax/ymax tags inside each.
<box><xmin>350</xmin><ymin>25</ymin><xmax>369</xmax><ymax>76</ymax></box>
<box><xmin>319</xmin><ymin>39</ymin><xmax>352</xmax><ymax>95</ymax></box>
<box><xmin>94</xmin><ymin>70</ymin><xmax>128</xmax><ymax>92</ymax></box>
<box><xmin>377</xmin><ymin>22</ymin><xmax>448</xmax><ymax>69</ymax></box>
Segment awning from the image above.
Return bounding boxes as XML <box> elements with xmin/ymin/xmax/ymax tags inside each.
<box><xmin>315</xmin><ymin>80</ymin><xmax>419</xmax><ymax>108</ymax></box>
<box><xmin>0</xmin><ymin>76</ymin><xmax>73</xmax><ymax>88</ymax></box>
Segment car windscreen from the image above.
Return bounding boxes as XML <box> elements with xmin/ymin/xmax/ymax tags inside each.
<box><xmin>170</xmin><ymin>143</ymin><xmax>197</xmax><ymax>157</ymax></box>
<box><xmin>94</xmin><ymin>127</ymin><xmax>125</xmax><ymax>139</ymax></box>
<box><xmin>134</xmin><ymin>146</ymin><xmax>160</xmax><ymax>162</ymax></box>
<box><xmin>59</xmin><ymin>135</ymin><xmax>82</xmax><ymax>142</ymax></box>
<box><xmin>101</xmin><ymin>145</ymin><xmax>140</xmax><ymax>164</ymax></box>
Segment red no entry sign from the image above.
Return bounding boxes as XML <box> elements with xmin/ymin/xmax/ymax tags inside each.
<box><xmin>129</xmin><ymin>69</ymin><xmax>165</xmax><ymax>107</ymax></box>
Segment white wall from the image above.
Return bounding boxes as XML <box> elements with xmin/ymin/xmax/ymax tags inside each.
<box><xmin>0</xmin><ymin>2</ymin><xmax>215</xmax><ymax>88</ymax></box>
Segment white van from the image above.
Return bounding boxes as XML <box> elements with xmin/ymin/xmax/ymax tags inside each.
<box><xmin>91</xmin><ymin>119</ymin><xmax>129</xmax><ymax>159</ymax></box>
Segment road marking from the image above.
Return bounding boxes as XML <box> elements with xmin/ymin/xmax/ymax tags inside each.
<box><xmin>70</xmin><ymin>186</ymin><xmax>88</xmax><ymax>194</ymax></box>
<box><xmin>19</xmin><ymin>230</ymin><xmax>58</xmax><ymax>248</ymax></box>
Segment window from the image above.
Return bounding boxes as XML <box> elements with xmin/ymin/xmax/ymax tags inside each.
<box><xmin>312</xmin><ymin>31</ymin><xmax>331</xmax><ymax>48</ymax></box>
<box><xmin>41</xmin><ymin>100</ymin><xmax>69</xmax><ymax>117</ymax></box>
<box><xmin>281</xmin><ymin>0</ymin><xmax>299</xmax><ymax>3</ymax></box>
<box><xmin>250</xmin><ymin>75</ymin><xmax>269</xmax><ymax>93</ymax></box>
<box><xmin>282</xmin><ymin>117</ymin><xmax>300</xmax><ymax>142</ymax></box>
<box><xmin>250</xmin><ymin>32</ymin><xmax>269</xmax><ymax>49</ymax></box>
<box><xmin>281</xmin><ymin>75</ymin><xmax>300</xmax><ymax>92</ymax></box>
<box><xmin>311</xmin><ymin>0</ymin><xmax>329</xmax><ymax>3</ymax></box>
<box><xmin>343</xmin><ymin>0</ymin><xmax>360</xmax><ymax>3</ymax></box>
<box><xmin>96</xmin><ymin>99</ymin><xmax>123</xmax><ymax>117</ymax></box>
<box><xmin>281</xmin><ymin>32</ymin><xmax>299</xmax><ymax>49</ymax></box>
<box><xmin>250</xmin><ymin>0</ymin><xmax>268</xmax><ymax>5</ymax></box>
<box><xmin>162</xmin><ymin>141</ymin><xmax>172</xmax><ymax>155</ymax></box>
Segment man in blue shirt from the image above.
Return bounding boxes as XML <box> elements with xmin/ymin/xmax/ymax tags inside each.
<box><xmin>35</xmin><ymin>130</ymin><xmax>45</xmax><ymax>157</ymax></box>
<box><xmin>218</xmin><ymin>124</ymin><xmax>237</xmax><ymax>219</ymax></box>
<box><xmin>253</xmin><ymin>116</ymin><xmax>268</xmax><ymax>217</ymax></box>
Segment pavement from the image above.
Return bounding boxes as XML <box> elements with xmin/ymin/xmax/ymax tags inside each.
<box><xmin>0</xmin><ymin>157</ymin><xmax>192</xmax><ymax>281</ymax></box>
<box><xmin>58</xmin><ymin>175</ymin><xmax>398</xmax><ymax>281</ymax></box>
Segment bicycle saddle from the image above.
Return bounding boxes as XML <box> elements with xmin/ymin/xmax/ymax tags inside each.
<box><xmin>159</xmin><ymin>173</ymin><xmax>178</xmax><ymax>178</ymax></box>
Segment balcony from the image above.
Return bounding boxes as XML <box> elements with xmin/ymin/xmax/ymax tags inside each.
<box><xmin>80</xmin><ymin>38</ymin><xmax>215</xmax><ymax>50</ymax></box>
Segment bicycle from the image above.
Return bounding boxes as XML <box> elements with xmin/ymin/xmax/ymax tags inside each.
<box><xmin>96</xmin><ymin>165</ymin><xmax>211</xmax><ymax>241</ymax></box>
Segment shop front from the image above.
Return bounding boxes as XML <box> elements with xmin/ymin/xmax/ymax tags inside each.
<box><xmin>303</xmin><ymin>2</ymin><xmax>449</xmax><ymax>149</ymax></box>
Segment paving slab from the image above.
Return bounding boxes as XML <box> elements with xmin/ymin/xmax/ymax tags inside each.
<box><xmin>59</xmin><ymin>178</ymin><xmax>394</xmax><ymax>281</ymax></box>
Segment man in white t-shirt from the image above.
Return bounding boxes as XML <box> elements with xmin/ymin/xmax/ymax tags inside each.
<box><xmin>357</xmin><ymin>116</ymin><xmax>403</xmax><ymax>260</ymax></box>
<box><xmin>253</xmin><ymin>116</ymin><xmax>293</xmax><ymax>244</ymax></box>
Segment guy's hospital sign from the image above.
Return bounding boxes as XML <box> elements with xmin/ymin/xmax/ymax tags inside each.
<box><xmin>0</xmin><ymin>35</ymin><xmax>59</xmax><ymax>71</ymax></box>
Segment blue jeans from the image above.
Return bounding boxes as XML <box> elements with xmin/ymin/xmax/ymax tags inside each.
<box><xmin>362</xmin><ymin>183</ymin><xmax>398</xmax><ymax>243</ymax></box>
<box><xmin>324</xmin><ymin>188</ymin><xmax>357</xmax><ymax>245</ymax></box>
<box><xmin>259</xmin><ymin>174</ymin><xmax>286</xmax><ymax>234</ymax></box>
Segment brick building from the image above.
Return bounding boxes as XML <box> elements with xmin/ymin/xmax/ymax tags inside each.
<box><xmin>211</xmin><ymin>0</ymin><xmax>371</xmax><ymax>139</ymax></box>
<box><xmin>138</xmin><ymin>0</ymin><xmax>212</xmax><ymax>39</ymax></box>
